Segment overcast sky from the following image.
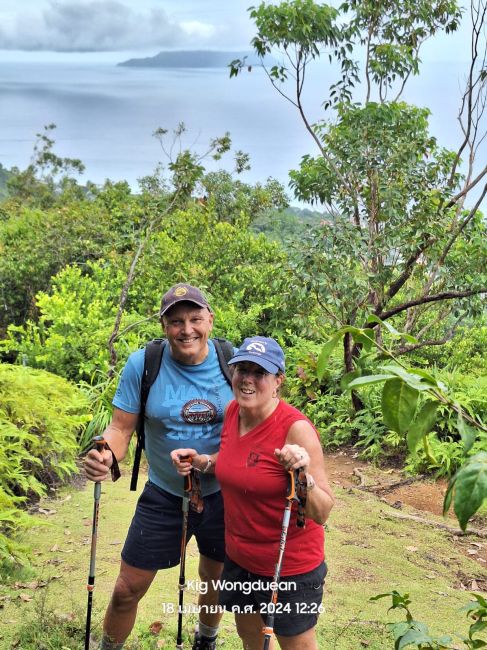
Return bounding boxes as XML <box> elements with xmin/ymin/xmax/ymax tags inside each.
<box><xmin>0</xmin><ymin>0</ymin><xmax>472</xmax><ymax>62</ymax></box>
<box><xmin>0</xmin><ymin>0</ymin><xmax>255</xmax><ymax>55</ymax></box>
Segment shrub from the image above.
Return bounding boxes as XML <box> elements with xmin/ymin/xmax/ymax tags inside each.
<box><xmin>0</xmin><ymin>363</ymin><xmax>89</xmax><ymax>566</ymax></box>
<box><xmin>0</xmin><ymin>261</ymin><xmax>157</xmax><ymax>382</ymax></box>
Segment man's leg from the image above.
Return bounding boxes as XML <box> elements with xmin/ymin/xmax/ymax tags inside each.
<box><xmin>191</xmin><ymin>554</ymin><xmax>224</xmax><ymax>649</ymax></box>
<box><xmin>197</xmin><ymin>554</ymin><xmax>224</xmax><ymax>627</ymax></box>
<box><xmin>101</xmin><ymin>559</ymin><xmax>157</xmax><ymax>647</ymax></box>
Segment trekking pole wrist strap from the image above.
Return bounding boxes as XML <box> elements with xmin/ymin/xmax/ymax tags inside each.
<box><xmin>103</xmin><ymin>441</ymin><xmax>121</xmax><ymax>482</ymax></box>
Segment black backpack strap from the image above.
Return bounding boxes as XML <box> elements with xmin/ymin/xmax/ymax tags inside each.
<box><xmin>130</xmin><ymin>339</ymin><xmax>166</xmax><ymax>491</ymax></box>
<box><xmin>212</xmin><ymin>337</ymin><xmax>234</xmax><ymax>386</ymax></box>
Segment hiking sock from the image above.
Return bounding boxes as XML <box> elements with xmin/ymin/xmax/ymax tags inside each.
<box><xmin>192</xmin><ymin>622</ymin><xmax>218</xmax><ymax>649</ymax></box>
<box><xmin>99</xmin><ymin>635</ymin><xmax>125</xmax><ymax>650</ymax></box>
<box><xmin>197</xmin><ymin>622</ymin><xmax>219</xmax><ymax>639</ymax></box>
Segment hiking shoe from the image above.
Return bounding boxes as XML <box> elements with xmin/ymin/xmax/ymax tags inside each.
<box><xmin>192</xmin><ymin>631</ymin><xmax>217</xmax><ymax>650</ymax></box>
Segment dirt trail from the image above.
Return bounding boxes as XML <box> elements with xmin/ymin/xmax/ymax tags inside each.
<box><xmin>326</xmin><ymin>447</ymin><xmax>487</xmax><ymax>576</ymax></box>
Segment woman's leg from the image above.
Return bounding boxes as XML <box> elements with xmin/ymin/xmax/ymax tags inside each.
<box><xmin>235</xmin><ymin>612</ymin><xmax>275</xmax><ymax>650</ymax></box>
<box><xmin>276</xmin><ymin>627</ymin><xmax>318</xmax><ymax>650</ymax></box>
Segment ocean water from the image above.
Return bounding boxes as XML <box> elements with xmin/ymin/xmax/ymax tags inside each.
<box><xmin>0</xmin><ymin>58</ymin><xmax>478</xmax><ymax>198</ymax></box>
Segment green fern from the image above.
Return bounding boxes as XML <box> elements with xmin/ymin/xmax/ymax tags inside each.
<box><xmin>0</xmin><ymin>363</ymin><xmax>89</xmax><ymax>568</ymax></box>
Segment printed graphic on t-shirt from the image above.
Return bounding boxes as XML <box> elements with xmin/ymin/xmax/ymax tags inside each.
<box><xmin>247</xmin><ymin>451</ymin><xmax>260</xmax><ymax>466</ymax></box>
<box><xmin>181</xmin><ymin>399</ymin><xmax>217</xmax><ymax>424</ymax></box>
<box><xmin>158</xmin><ymin>383</ymin><xmax>222</xmax><ymax>440</ymax></box>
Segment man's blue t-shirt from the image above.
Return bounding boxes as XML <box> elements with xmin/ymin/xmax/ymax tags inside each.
<box><xmin>113</xmin><ymin>340</ymin><xmax>234</xmax><ymax>497</ymax></box>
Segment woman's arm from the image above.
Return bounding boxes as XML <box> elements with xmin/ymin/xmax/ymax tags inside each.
<box><xmin>170</xmin><ymin>403</ymin><xmax>228</xmax><ymax>475</ymax></box>
<box><xmin>170</xmin><ymin>449</ymin><xmax>219</xmax><ymax>475</ymax></box>
<box><xmin>275</xmin><ymin>420</ymin><xmax>335</xmax><ymax>525</ymax></box>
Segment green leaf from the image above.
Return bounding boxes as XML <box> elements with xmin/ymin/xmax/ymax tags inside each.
<box><xmin>316</xmin><ymin>334</ymin><xmax>341</xmax><ymax>381</ymax></box>
<box><xmin>407</xmin><ymin>401</ymin><xmax>438</xmax><ymax>455</ymax></box>
<box><xmin>443</xmin><ymin>475</ymin><xmax>455</xmax><ymax>517</ymax></box>
<box><xmin>347</xmin><ymin>374</ymin><xmax>396</xmax><ymax>388</ymax></box>
<box><xmin>393</xmin><ymin>622</ymin><xmax>435</xmax><ymax>649</ymax></box>
<box><xmin>366</xmin><ymin>315</ymin><xmax>418</xmax><ymax>344</ymax></box>
<box><xmin>370</xmin><ymin>592</ymin><xmax>394</xmax><ymax>602</ymax></box>
<box><xmin>456</xmin><ymin>409</ymin><xmax>477</xmax><ymax>454</ymax></box>
<box><xmin>382</xmin><ymin>378</ymin><xmax>419</xmax><ymax>435</ymax></box>
<box><xmin>340</xmin><ymin>368</ymin><xmax>361</xmax><ymax>391</ymax></box>
<box><xmin>401</xmin><ymin>333</ymin><xmax>419</xmax><ymax>344</ymax></box>
<box><xmin>469</xmin><ymin>619</ymin><xmax>487</xmax><ymax>639</ymax></box>
<box><xmin>367</xmin><ymin>314</ymin><xmax>401</xmax><ymax>337</ymax></box>
<box><xmin>452</xmin><ymin>453</ymin><xmax>487</xmax><ymax>531</ymax></box>
<box><xmin>380</xmin><ymin>365</ymin><xmax>432</xmax><ymax>391</ymax></box>
<box><xmin>463</xmin><ymin>593</ymin><xmax>487</xmax><ymax>610</ymax></box>
<box><xmin>406</xmin><ymin>368</ymin><xmax>440</xmax><ymax>388</ymax></box>
<box><xmin>350</xmin><ymin>328</ymin><xmax>375</xmax><ymax>351</ymax></box>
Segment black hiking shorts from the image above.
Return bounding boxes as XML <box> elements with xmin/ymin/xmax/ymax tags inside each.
<box><xmin>218</xmin><ymin>556</ymin><xmax>327</xmax><ymax>637</ymax></box>
<box><xmin>121</xmin><ymin>480</ymin><xmax>225</xmax><ymax>570</ymax></box>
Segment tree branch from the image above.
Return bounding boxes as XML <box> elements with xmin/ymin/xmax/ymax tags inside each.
<box><xmin>448</xmin><ymin>0</ymin><xmax>487</xmax><ymax>186</ymax></box>
<box><xmin>373</xmin><ymin>237</ymin><xmax>433</xmax><ymax>316</ymax></box>
<box><xmin>379</xmin><ymin>288</ymin><xmax>487</xmax><ymax>321</ymax></box>
<box><xmin>421</xmin><ymin>182</ymin><xmax>487</xmax><ymax>297</ymax></box>
<box><xmin>395</xmin><ymin>328</ymin><xmax>460</xmax><ymax>355</ymax></box>
<box><xmin>444</xmin><ymin>169</ymin><xmax>487</xmax><ymax>210</ymax></box>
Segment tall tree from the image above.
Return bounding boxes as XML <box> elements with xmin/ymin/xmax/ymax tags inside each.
<box><xmin>232</xmin><ymin>0</ymin><xmax>487</xmax><ymax>378</ymax></box>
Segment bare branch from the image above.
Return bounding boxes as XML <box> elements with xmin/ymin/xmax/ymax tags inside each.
<box><xmin>378</xmin><ymin>287</ymin><xmax>487</xmax><ymax>321</ymax></box>
<box><xmin>395</xmin><ymin>318</ymin><xmax>463</xmax><ymax>354</ymax></box>
<box><xmin>444</xmin><ymin>169</ymin><xmax>487</xmax><ymax>210</ymax></box>
<box><xmin>365</xmin><ymin>24</ymin><xmax>373</xmax><ymax>102</ymax></box>
<box><xmin>449</xmin><ymin>0</ymin><xmax>487</xmax><ymax>185</ymax></box>
<box><xmin>373</xmin><ymin>236</ymin><xmax>433</xmax><ymax>315</ymax></box>
<box><xmin>314</xmin><ymin>289</ymin><xmax>345</xmax><ymax>327</ymax></box>
<box><xmin>421</xmin><ymin>182</ymin><xmax>487</xmax><ymax>296</ymax></box>
<box><xmin>260</xmin><ymin>60</ymin><xmax>300</xmax><ymax>109</ymax></box>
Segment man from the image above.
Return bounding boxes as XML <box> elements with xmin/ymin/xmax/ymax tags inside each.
<box><xmin>84</xmin><ymin>283</ymin><xmax>233</xmax><ymax>650</ymax></box>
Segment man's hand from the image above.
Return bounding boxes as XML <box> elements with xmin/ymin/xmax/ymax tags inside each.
<box><xmin>84</xmin><ymin>447</ymin><xmax>113</xmax><ymax>482</ymax></box>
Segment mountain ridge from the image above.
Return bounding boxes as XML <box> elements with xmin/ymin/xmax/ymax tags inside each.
<box><xmin>118</xmin><ymin>50</ymin><xmax>260</xmax><ymax>69</ymax></box>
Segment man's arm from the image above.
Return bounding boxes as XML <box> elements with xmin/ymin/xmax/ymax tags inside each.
<box><xmin>84</xmin><ymin>408</ymin><xmax>138</xmax><ymax>482</ymax></box>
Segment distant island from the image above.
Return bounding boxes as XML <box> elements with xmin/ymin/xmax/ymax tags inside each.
<box><xmin>118</xmin><ymin>50</ymin><xmax>262</xmax><ymax>69</ymax></box>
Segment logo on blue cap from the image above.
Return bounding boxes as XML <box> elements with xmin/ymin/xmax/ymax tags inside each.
<box><xmin>246</xmin><ymin>341</ymin><xmax>266</xmax><ymax>353</ymax></box>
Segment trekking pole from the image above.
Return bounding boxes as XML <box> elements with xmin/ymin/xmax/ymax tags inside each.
<box><xmin>176</xmin><ymin>455</ymin><xmax>193</xmax><ymax>650</ymax></box>
<box><xmin>84</xmin><ymin>435</ymin><xmax>107</xmax><ymax>650</ymax></box>
<box><xmin>262</xmin><ymin>469</ymin><xmax>300</xmax><ymax>650</ymax></box>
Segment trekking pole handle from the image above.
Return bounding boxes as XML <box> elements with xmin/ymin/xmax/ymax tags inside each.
<box><xmin>92</xmin><ymin>436</ymin><xmax>107</xmax><ymax>497</ymax></box>
<box><xmin>286</xmin><ymin>469</ymin><xmax>298</xmax><ymax>501</ymax></box>
<box><xmin>178</xmin><ymin>454</ymin><xmax>194</xmax><ymax>493</ymax></box>
<box><xmin>92</xmin><ymin>435</ymin><xmax>106</xmax><ymax>451</ymax></box>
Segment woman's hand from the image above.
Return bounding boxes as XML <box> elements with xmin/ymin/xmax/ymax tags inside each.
<box><xmin>170</xmin><ymin>448</ymin><xmax>197</xmax><ymax>476</ymax></box>
<box><xmin>274</xmin><ymin>444</ymin><xmax>310</xmax><ymax>473</ymax></box>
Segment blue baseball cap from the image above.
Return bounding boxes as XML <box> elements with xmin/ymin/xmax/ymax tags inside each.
<box><xmin>228</xmin><ymin>336</ymin><xmax>285</xmax><ymax>374</ymax></box>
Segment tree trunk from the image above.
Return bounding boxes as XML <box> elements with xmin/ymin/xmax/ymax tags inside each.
<box><xmin>343</xmin><ymin>332</ymin><xmax>364</xmax><ymax>416</ymax></box>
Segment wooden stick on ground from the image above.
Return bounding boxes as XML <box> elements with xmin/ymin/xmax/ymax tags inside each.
<box><xmin>381</xmin><ymin>509</ymin><xmax>487</xmax><ymax>539</ymax></box>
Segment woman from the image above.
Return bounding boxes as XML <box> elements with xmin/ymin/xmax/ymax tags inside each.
<box><xmin>171</xmin><ymin>336</ymin><xmax>334</xmax><ymax>650</ymax></box>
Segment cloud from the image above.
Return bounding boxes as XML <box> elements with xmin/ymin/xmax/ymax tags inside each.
<box><xmin>0</xmin><ymin>0</ymin><xmax>194</xmax><ymax>52</ymax></box>
<box><xmin>180</xmin><ymin>21</ymin><xmax>217</xmax><ymax>40</ymax></box>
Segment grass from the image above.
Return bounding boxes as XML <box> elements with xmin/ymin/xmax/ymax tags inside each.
<box><xmin>0</xmin><ymin>463</ymin><xmax>486</xmax><ymax>649</ymax></box>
